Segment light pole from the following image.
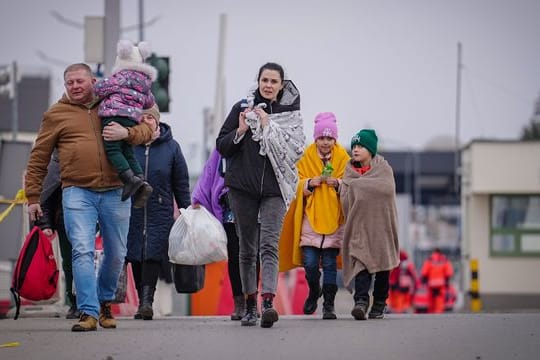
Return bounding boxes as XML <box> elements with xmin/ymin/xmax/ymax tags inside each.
<box><xmin>11</xmin><ymin>62</ymin><xmax>18</xmax><ymax>141</ymax></box>
<box><xmin>138</xmin><ymin>0</ymin><xmax>144</xmax><ymax>42</ymax></box>
<box><xmin>454</xmin><ymin>42</ymin><xmax>463</xmax><ymax>195</ymax></box>
<box><xmin>413</xmin><ymin>151</ymin><xmax>421</xmax><ymax>206</ymax></box>
<box><xmin>204</xmin><ymin>14</ymin><xmax>228</xmax><ymax>163</ymax></box>
<box><xmin>104</xmin><ymin>0</ymin><xmax>120</xmax><ymax>76</ymax></box>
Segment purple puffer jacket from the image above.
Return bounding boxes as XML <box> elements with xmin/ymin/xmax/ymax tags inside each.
<box><xmin>191</xmin><ymin>149</ymin><xmax>228</xmax><ymax>221</ymax></box>
<box><xmin>95</xmin><ymin>69</ymin><xmax>155</xmax><ymax>123</ymax></box>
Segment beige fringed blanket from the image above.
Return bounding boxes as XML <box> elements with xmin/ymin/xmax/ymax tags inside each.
<box><xmin>340</xmin><ymin>155</ymin><xmax>399</xmax><ymax>289</ymax></box>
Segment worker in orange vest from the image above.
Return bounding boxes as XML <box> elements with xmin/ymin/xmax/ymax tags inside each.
<box><xmin>412</xmin><ymin>280</ymin><xmax>429</xmax><ymax>313</ymax></box>
<box><xmin>388</xmin><ymin>250</ymin><xmax>417</xmax><ymax>313</ymax></box>
<box><xmin>444</xmin><ymin>283</ymin><xmax>457</xmax><ymax>312</ymax></box>
<box><xmin>420</xmin><ymin>248</ymin><xmax>453</xmax><ymax>313</ymax></box>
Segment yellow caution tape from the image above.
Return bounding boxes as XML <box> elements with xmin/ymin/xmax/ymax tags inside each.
<box><xmin>0</xmin><ymin>341</ymin><xmax>20</xmax><ymax>348</ymax></box>
<box><xmin>0</xmin><ymin>189</ymin><xmax>27</xmax><ymax>223</ymax></box>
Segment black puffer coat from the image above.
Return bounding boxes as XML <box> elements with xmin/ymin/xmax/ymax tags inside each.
<box><xmin>34</xmin><ymin>152</ymin><xmax>63</xmax><ymax>231</ymax></box>
<box><xmin>216</xmin><ymin>81</ymin><xmax>300</xmax><ymax>197</ymax></box>
<box><xmin>126</xmin><ymin>122</ymin><xmax>191</xmax><ymax>262</ymax></box>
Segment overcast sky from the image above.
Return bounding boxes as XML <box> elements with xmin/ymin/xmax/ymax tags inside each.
<box><xmin>2</xmin><ymin>0</ymin><xmax>539</xmax><ymax>173</ymax></box>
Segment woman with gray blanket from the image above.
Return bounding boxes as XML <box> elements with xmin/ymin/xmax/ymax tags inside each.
<box><xmin>339</xmin><ymin>129</ymin><xmax>399</xmax><ymax>320</ymax></box>
<box><xmin>216</xmin><ymin>62</ymin><xmax>305</xmax><ymax>328</ymax></box>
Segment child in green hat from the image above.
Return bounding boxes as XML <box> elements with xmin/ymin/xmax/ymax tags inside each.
<box><xmin>339</xmin><ymin>129</ymin><xmax>400</xmax><ymax>320</ymax></box>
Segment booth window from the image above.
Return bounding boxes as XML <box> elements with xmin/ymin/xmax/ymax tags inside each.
<box><xmin>490</xmin><ymin>195</ymin><xmax>540</xmax><ymax>256</ymax></box>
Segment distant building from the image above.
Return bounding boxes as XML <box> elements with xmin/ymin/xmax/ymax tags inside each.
<box><xmin>0</xmin><ymin>71</ymin><xmax>50</xmax><ymax>134</ymax></box>
<box><xmin>0</xmin><ymin>71</ymin><xmax>50</xmax><ymax>260</ymax></box>
<box><xmin>382</xmin><ymin>149</ymin><xmax>461</xmax><ymax>282</ymax></box>
<box><xmin>461</xmin><ymin>140</ymin><xmax>540</xmax><ymax>311</ymax></box>
<box><xmin>383</xmin><ymin>150</ymin><xmax>459</xmax><ymax>207</ymax></box>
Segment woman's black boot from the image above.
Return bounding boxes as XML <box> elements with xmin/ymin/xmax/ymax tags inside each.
<box><xmin>140</xmin><ymin>285</ymin><xmax>155</xmax><ymax>320</ymax></box>
<box><xmin>322</xmin><ymin>284</ymin><xmax>338</xmax><ymax>320</ymax></box>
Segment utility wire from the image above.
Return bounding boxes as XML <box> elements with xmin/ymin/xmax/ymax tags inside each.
<box><xmin>50</xmin><ymin>10</ymin><xmax>84</xmax><ymax>29</ymax></box>
<box><xmin>50</xmin><ymin>10</ymin><xmax>160</xmax><ymax>34</ymax></box>
<box><xmin>462</xmin><ymin>66</ymin><xmax>485</xmax><ymax>136</ymax></box>
<box><xmin>465</xmin><ymin>65</ymin><xmax>533</xmax><ymax>106</ymax></box>
<box><xmin>122</xmin><ymin>15</ymin><xmax>161</xmax><ymax>33</ymax></box>
<box><xmin>35</xmin><ymin>50</ymin><xmax>70</xmax><ymax>68</ymax></box>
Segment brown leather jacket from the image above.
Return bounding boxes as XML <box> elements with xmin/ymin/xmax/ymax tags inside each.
<box><xmin>25</xmin><ymin>94</ymin><xmax>153</xmax><ymax>204</ymax></box>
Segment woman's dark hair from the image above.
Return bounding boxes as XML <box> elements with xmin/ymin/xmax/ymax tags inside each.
<box><xmin>257</xmin><ymin>62</ymin><xmax>284</xmax><ymax>82</ymax></box>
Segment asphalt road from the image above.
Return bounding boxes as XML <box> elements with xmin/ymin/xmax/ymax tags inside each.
<box><xmin>0</xmin><ymin>313</ymin><xmax>539</xmax><ymax>360</ymax></box>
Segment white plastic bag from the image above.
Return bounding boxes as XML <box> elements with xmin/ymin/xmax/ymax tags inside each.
<box><xmin>168</xmin><ymin>205</ymin><xmax>228</xmax><ymax>265</ymax></box>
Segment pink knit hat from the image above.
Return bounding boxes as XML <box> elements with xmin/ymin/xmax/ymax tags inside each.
<box><xmin>313</xmin><ymin>112</ymin><xmax>338</xmax><ymax>140</ymax></box>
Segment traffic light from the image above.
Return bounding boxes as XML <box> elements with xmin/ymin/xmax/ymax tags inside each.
<box><xmin>0</xmin><ymin>63</ymin><xmax>15</xmax><ymax>98</ymax></box>
<box><xmin>147</xmin><ymin>54</ymin><xmax>170</xmax><ymax>112</ymax></box>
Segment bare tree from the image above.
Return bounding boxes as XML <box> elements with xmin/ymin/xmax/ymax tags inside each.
<box><xmin>521</xmin><ymin>93</ymin><xmax>540</xmax><ymax>140</ymax></box>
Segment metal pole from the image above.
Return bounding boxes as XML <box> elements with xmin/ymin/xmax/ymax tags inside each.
<box><xmin>138</xmin><ymin>0</ymin><xmax>144</xmax><ymax>42</ymax></box>
<box><xmin>413</xmin><ymin>151</ymin><xmax>421</xmax><ymax>206</ymax></box>
<box><xmin>454</xmin><ymin>42</ymin><xmax>462</xmax><ymax>194</ymax></box>
<box><xmin>404</xmin><ymin>152</ymin><xmax>412</xmax><ymax>203</ymax></box>
<box><xmin>202</xmin><ymin>107</ymin><xmax>212</xmax><ymax>163</ymax></box>
<box><xmin>11</xmin><ymin>61</ymin><xmax>18</xmax><ymax>141</ymax></box>
<box><xmin>104</xmin><ymin>0</ymin><xmax>120</xmax><ymax>76</ymax></box>
<box><xmin>469</xmin><ymin>258</ymin><xmax>482</xmax><ymax>312</ymax></box>
<box><xmin>210</xmin><ymin>14</ymin><xmax>227</xmax><ymax>156</ymax></box>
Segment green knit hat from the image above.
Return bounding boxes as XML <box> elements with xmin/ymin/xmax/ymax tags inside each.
<box><xmin>351</xmin><ymin>129</ymin><xmax>378</xmax><ymax>156</ymax></box>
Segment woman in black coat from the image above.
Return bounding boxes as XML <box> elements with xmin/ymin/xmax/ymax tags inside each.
<box><xmin>34</xmin><ymin>152</ymin><xmax>79</xmax><ymax>319</ymax></box>
<box><xmin>126</xmin><ymin>105</ymin><xmax>191</xmax><ymax>320</ymax></box>
<box><xmin>216</xmin><ymin>62</ymin><xmax>304</xmax><ymax>328</ymax></box>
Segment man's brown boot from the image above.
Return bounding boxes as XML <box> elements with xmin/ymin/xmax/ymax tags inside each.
<box><xmin>99</xmin><ymin>302</ymin><xmax>117</xmax><ymax>329</ymax></box>
<box><xmin>71</xmin><ymin>313</ymin><xmax>98</xmax><ymax>332</ymax></box>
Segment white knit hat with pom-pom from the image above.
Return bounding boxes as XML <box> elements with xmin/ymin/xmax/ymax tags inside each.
<box><xmin>112</xmin><ymin>39</ymin><xmax>157</xmax><ymax>81</ymax></box>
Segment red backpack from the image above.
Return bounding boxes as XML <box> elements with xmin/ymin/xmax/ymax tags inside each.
<box><xmin>10</xmin><ymin>226</ymin><xmax>59</xmax><ymax>319</ymax></box>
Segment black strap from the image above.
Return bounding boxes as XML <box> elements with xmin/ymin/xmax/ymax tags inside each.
<box><xmin>10</xmin><ymin>288</ymin><xmax>21</xmax><ymax>320</ymax></box>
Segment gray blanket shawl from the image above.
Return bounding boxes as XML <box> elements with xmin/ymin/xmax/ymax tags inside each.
<box><xmin>245</xmin><ymin>102</ymin><xmax>305</xmax><ymax>208</ymax></box>
<box><xmin>340</xmin><ymin>155</ymin><xmax>400</xmax><ymax>289</ymax></box>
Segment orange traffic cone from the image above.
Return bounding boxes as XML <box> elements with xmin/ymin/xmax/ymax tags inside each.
<box><xmin>290</xmin><ymin>268</ymin><xmax>310</xmax><ymax>315</ymax></box>
<box><xmin>216</xmin><ymin>264</ymin><xmax>234</xmax><ymax>316</ymax></box>
<box><xmin>111</xmin><ymin>264</ymin><xmax>138</xmax><ymax>316</ymax></box>
<box><xmin>274</xmin><ymin>272</ymin><xmax>292</xmax><ymax>315</ymax></box>
<box><xmin>191</xmin><ymin>261</ymin><xmax>229</xmax><ymax>315</ymax></box>
<box><xmin>94</xmin><ymin>234</ymin><xmax>138</xmax><ymax>317</ymax></box>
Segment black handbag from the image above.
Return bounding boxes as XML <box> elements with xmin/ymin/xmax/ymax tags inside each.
<box><xmin>172</xmin><ymin>264</ymin><xmax>205</xmax><ymax>293</ymax></box>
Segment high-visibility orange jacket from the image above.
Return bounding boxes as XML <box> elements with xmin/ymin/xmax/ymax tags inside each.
<box><xmin>420</xmin><ymin>251</ymin><xmax>453</xmax><ymax>289</ymax></box>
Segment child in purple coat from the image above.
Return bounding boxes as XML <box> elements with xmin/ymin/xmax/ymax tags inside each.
<box><xmin>191</xmin><ymin>149</ymin><xmax>245</xmax><ymax>320</ymax></box>
<box><xmin>95</xmin><ymin>39</ymin><xmax>157</xmax><ymax>207</ymax></box>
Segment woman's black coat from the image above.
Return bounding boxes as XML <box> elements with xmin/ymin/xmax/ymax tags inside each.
<box><xmin>126</xmin><ymin>122</ymin><xmax>191</xmax><ymax>262</ymax></box>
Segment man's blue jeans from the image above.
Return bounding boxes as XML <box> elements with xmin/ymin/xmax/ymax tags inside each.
<box><xmin>62</xmin><ymin>186</ymin><xmax>130</xmax><ymax>318</ymax></box>
<box><xmin>302</xmin><ymin>246</ymin><xmax>339</xmax><ymax>285</ymax></box>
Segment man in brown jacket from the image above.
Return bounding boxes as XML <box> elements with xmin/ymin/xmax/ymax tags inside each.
<box><xmin>25</xmin><ymin>63</ymin><xmax>153</xmax><ymax>332</ymax></box>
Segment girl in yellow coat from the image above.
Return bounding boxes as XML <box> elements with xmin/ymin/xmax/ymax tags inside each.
<box><xmin>279</xmin><ymin>112</ymin><xmax>349</xmax><ymax>319</ymax></box>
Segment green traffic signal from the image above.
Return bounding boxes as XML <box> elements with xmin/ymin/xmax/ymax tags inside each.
<box><xmin>0</xmin><ymin>64</ymin><xmax>14</xmax><ymax>98</ymax></box>
<box><xmin>153</xmin><ymin>57</ymin><xmax>169</xmax><ymax>82</ymax></box>
<box><xmin>147</xmin><ymin>54</ymin><xmax>170</xmax><ymax>112</ymax></box>
<box><xmin>0</xmin><ymin>72</ymin><xmax>10</xmax><ymax>85</ymax></box>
